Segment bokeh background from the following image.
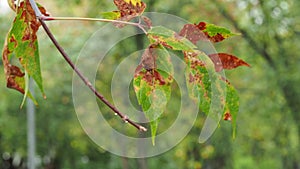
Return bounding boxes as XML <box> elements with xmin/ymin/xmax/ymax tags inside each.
<box><xmin>0</xmin><ymin>0</ymin><xmax>299</xmax><ymax>168</ymax></box>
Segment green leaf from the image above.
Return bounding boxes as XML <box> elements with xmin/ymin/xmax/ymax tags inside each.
<box><xmin>223</xmin><ymin>84</ymin><xmax>239</xmax><ymax>138</ymax></box>
<box><xmin>2</xmin><ymin>0</ymin><xmax>47</xmax><ymax>102</ymax></box>
<box><xmin>184</xmin><ymin>51</ymin><xmax>239</xmax><ymax>137</ymax></box>
<box><xmin>134</xmin><ymin>44</ymin><xmax>174</xmax><ymax>145</ymax></box>
<box><xmin>205</xmin><ymin>23</ymin><xmax>238</xmax><ymax>37</ymax></box>
<box><xmin>184</xmin><ymin>51</ymin><xmax>214</xmax><ymax>114</ymax></box>
<box><xmin>194</xmin><ymin>22</ymin><xmax>240</xmax><ymax>43</ymax></box>
<box><xmin>148</xmin><ymin>26</ymin><xmax>197</xmax><ymax>51</ymax></box>
<box><xmin>101</xmin><ymin>11</ymin><xmax>121</xmax><ymax>20</ymax></box>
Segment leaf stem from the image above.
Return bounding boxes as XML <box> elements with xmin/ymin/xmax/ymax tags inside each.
<box><xmin>41</xmin><ymin>16</ymin><xmax>148</xmax><ymax>34</ymax></box>
<box><xmin>28</xmin><ymin>0</ymin><xmax>147</xmax><ymax>132</ymax></box>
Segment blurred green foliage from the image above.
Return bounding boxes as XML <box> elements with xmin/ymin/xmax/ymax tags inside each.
<box><xmin>0</xmin><ymin>0</ymin><xmax>299</xmax><ymax>169</ymax></box>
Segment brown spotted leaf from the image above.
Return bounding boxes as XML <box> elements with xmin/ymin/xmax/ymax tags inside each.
<box><xmin>208</xmin><ymin>53</ymin><xmax>250</xmax><ymax>72</ymax></box>
<box><xmin>134</xmin><ymin>44</ymin><xmax>173</xmax><ymax>145</ymax></box>
<box><xmin>180</xmin><ymin>22</ymin><xmax>239</xmax><ymax>44</ymax></box>
<box><xmin>184</xmin><ymin>51</ymin><xmax>240</xmax><ymax>138</ymax></box>
<box><xmin>148</xmin><ymin>26</ymin><xmax>196</xmax><ymax>51</ymax></box>
<box><xmin>113</xmin><ymin>0</ymin><xmax>146</xmax><ymax>23</ymax></box>
<box><xmin>179</xmin><ymin>24</ymin><xmax>207</xmax><ymax>45</ymax></box>
<box><xmin>196</xmin><ymin>22</ymin><xmax>239</xmax><ymax>43</ymax></box>
<box><xmin>184</xmin><ymin>51</ymin><xmax>212</xmax><ymax>114</ymax></box>
<box><xmin>2</xmin><ymin>0</ymin><xmax>48</xmax><ymax>101</ymax></box>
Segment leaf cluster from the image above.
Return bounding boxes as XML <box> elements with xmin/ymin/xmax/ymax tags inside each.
<box><xmin>1</xmin><ymin>0</ymin><xmax>250</xmax><ymax>144</ymax></box>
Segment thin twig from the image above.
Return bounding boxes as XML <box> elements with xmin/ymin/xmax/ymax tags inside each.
<box><xmin>28</xmin><ymin>0</ymin><xmax>147</xmax><ymax>131</ymax></box>
<box><xmin>39</xmin><ymin>19</ymin><xmax>147</xmax><ymax>131</ymax></box>
<box><xmin>41</xmin><ymin>16</ymin><xmax>148</xmax><ymax>34</ymax></box>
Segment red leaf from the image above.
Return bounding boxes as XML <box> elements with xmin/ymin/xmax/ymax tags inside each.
<box><xmin>208</xmin><ymin>53</ymin><xmax>251</xmax><ymax>72</ymax></box>
<box><xmin>195</xmin><ymin>22</ymin><xmax>226</xmax><ymax>43</ymax></box>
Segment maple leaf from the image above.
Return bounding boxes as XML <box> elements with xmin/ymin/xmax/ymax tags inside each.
<box><xmin>208</xmin><ymin>53</ymin><xmax>251</xmax><ymax>72</ymax></box>
<box><xmin>2</xmin><ymin>0</ymin><xmax>49</xmax><ymax>102</ymax></box>
<box><xmin>134</xmin><ymin>44</ymin><xmax>174</xmax><ymax>145</ymax></box>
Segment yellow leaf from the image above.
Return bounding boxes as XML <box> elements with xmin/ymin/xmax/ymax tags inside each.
<box><xmin>124</xmin><ymin>0</ymin><xmax>142</xmax><ymax>6</ymax></box>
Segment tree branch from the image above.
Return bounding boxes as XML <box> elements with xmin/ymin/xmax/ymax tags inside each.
<box><xmin>211</xmin><ymin>0</ymin><xmax>276</xmax><ymax>69</ymax></box>
<box><xmin>28</xmin><ymin>0</ymin><xmax>147</xmax><ymax>132</ymax></box>
<box><xmin>41</xmin><ymin>16</ymin><xmax>148</xmax><ymax>34</ymax></box>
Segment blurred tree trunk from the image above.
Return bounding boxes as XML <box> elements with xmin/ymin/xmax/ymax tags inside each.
<box><xmin>121</xmin><ymin>157</ymin><xmax>129</xmax><ymax>169</ymax></box>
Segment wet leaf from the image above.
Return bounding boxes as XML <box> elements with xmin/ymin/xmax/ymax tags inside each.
<box><xmin>208</xmin><ymin>53</ymin><xmax>251</xmax><ymax>72</ymax></box>
<box><xmin>2</xmin><ymin>0</ymin><xmax>48</xmax><ymax>102</ymax></box>
<box><xmin>134</xmin><ymin>44</ymin><xmax>174</xmax><ymax>145</ymax></box>
<box><xmin>148</xmin><ymin>26</ymin><xmax>197</xmax><ymax>51</ymax></box>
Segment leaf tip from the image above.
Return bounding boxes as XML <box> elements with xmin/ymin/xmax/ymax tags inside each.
<box><xmin>223</xmin><ymin>112</ymin><xmax>232</xmax><ymax>121</ymax></box>
<box><xmin>151</xmin><ymin>136</ymin><xmax>156</xmax><ymax>146</ymax></box>
<box><xmin>232</xmin><ymin>127</ymin><xmax>237</xmax><ymax>140</ymax></box>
